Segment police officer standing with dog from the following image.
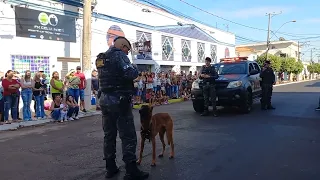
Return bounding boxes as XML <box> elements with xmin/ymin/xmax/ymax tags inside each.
<box><xmin>199</xmin><ymin>57</ymin><xmax>219</xmax><ymax>117</ymax></box>
<box><xmin>96</xmin><ymin>36</ymin><xmax>149</xmax><ymax>180</ymax></box>
<box><xmin>260</xmin><ymin>60</ymin><xmax>276</xmax><ymax>110</ymax></box>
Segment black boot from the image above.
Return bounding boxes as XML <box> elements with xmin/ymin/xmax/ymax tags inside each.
<box><xmin>267</xmin><ymin>105</ymin><xmax>275</xmax><ymax>110</ymax></box>
<box><xmin>105</xmin><ymin>160</ymin><xmax>119</xmax><ymax>179</ymax></box>
<box><xmin>200</xmin><ymin>110</ymin><xmax>209</xmax><ymax>116</ymax></box>
<box><xmin>124</xmin><ymin>162</ymin><xmax>149</xmax><ymax>180</ymax></box>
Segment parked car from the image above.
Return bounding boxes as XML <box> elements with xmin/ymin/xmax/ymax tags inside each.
<box><xmin>191</xmin><ymin>57</ymin><xmax>262</xmax><ymax>113</ymax></box>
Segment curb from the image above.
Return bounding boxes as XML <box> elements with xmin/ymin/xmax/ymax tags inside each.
<box><xmin>274</xmin><ymin>79</ymin><xmax>318</xmax><ymax>87</ymax></box>
<box><xmin>132</xmin><ymin>98</ymin><xmax>185</xmax><ymax>109</ymax></box>
<box><xmin>0</xmin><ymin>111</ymin><xmax>101</xmax><ymax>132</ymax></box>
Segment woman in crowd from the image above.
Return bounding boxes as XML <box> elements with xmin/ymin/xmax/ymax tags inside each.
<box><xmin>0</xmin><ymin>77</ymin><xmax>3</xmax><ymax>123</ymax></box>
<box><xmin>32</xmin><ymin>72</ymin><xmax>46</xmax><ymax>120</ymax></box>
<box><xmin>91</xmin><ymin>70</ymin><xmax>100</xmax><ymax>110</ymax></box>
<box><xmin>65</xmin><ymin>69</ymin><xmax>81</xmax><ymax>104</ymax></box>
<box><xmin>50</xmin><ymin>71</ymin><xmax>64</xmax><ymax>100</ymax></box>
<box><xmin>66</xmin><ymin>95</ymin><xmax>79</xmax><ymax>120</ymax></box>
<box><xmin>20</xmin><ymin>70</ymin><xmax>33</xmax><ymax>121</ymax></box>
<box><xmin>50</xmin><ymin>95</ymin><xmax>63</xmax><ymax>122</ymax></box>
<box><xmin>2</xmin><ymin>70</ymin><xmax>20</xmax><ymax>123</ymax></box>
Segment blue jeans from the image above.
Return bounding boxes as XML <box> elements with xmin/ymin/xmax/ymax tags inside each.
<box><xmin>68</xmin><ymin>106</ymin><xmax>79</xmax><ymax>118</ymax></box>
<box><xmin>34</xmin><ymin>95</ymin><xmax>45</xmax><ymax>118</ymax></box>
<box><xmin>166</xmin><ymin>86</ymin><xmax>172</xmax><ymax>97</ymax></box>
<box><xmin>51</xmin><ymin>109</ymin><xmax>61</xmax><ymax>121</ymax></box>
<box><xmin>67</xmin><ymin>88</ymin><xmax>80</xmax><ymax>103</ymax></box>
<box><xmin>21</xmin><ymin>89</ymin><xmax>33</xmax><ymax>120</ymax></box>
<box><xmin>4</xmin><ymin>95</ymin><xmax>18</xmax><ymax>121</ymax></box>
<box><xmin>171</xmin><ymin>85</ymin><xmax>179</xmax><ymax>97</ymax></box>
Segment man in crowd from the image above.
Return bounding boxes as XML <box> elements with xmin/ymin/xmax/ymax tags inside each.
<box><xmin>199</xmin><ymin>57</ymin><xmax>219</xmax><ymax>117</ymax></box>
<box><xmin>96</xmin><ymin>36</ymin><xmax>149</xmax><ymax>180</ymax></box>
<box><xmin>91</xmin><ymin>69</ymin><xmax>100</xmax><ymax>110</ymax></box>
<box><xmin>75</xmin><ymin>66</ymin><xmax>87</xmax><ymax>112</ymax></box>
<box><xmin>260</xmin><ymin>60</ymin><xmax>276</xmax><ymax>110</ymax></box>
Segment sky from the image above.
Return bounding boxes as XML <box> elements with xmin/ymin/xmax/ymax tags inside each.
<box><xmin>153</xmin><ymin>0</ymin><xmax>320</xmax><ymax>61</ymax></box>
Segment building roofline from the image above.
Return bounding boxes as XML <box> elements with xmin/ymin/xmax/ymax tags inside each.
<box><xmin>236</xmin><ymin>40</ymin><xmax>298</xmax><ymax>47</ymax></box>
<box><xmin>137</xmin><ymin>0</ymin><xmax>234</xmax><ymax>35</ymax></box>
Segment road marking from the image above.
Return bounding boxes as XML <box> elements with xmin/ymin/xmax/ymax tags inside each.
<box><xmin>274</xmin><ymin>79</ymin><xmax>318</xmax><ymax>87</ymax></box>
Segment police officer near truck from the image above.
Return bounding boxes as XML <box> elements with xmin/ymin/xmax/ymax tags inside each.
<box><xmin>260</xmin><ymin>60</ymin><xmax>276</xmax><ymax>110</ymax></box>
<box><xmin>199</xmin><ymin>57</ymin><xmax>219</xmax><ymax>117</ymax></box>
<box><xmin>95</xmin><ymin>36</ymin><xmax>149</xmax><ymax>180</ymax></box>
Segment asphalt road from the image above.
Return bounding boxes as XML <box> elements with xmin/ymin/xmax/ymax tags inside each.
<box><xmin>1</xmin><ymin>80</ymin><xmax>320</xmax><ymax>180</ymax></box>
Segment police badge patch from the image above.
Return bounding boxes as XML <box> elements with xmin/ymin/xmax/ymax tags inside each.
<box><xmin>96</xmin><ymin>59</ymin><xmax>104</xmax><ymax>68</ymax></box>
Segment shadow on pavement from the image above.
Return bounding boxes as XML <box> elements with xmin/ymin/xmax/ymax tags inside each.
<box><xmin>305</xmin><ymin>81</ymin><xmax>320</xmax><ymax>87</ymax></box>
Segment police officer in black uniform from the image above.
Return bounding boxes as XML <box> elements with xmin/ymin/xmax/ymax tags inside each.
<box><xmin>199</xmin><ymin>57</ymin><xmax>219</xmax><ymax>116</ymax></box>
<box><xmin>260</xmin><ymin>60</ymin><xmax>276</xmax><ymax>110</ymax></box>
<box><xmin>96</xmin><ymin>36</ymin><xmax>149</xmax><ymax>180</ymax></box>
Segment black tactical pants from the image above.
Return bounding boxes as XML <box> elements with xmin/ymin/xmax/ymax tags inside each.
<box><xmin>261</xmin><ymin>84</ymin><xmax>273</xmax><ymax>108</ymax></box>
<box><xmin>203</xmin><ymin>83</ymin><xmax>217</xmax><ymax>112</ymax></box>
<box><xmin>101</xmin><ymin>95</ymin><xmax>137</xmax><ymax>168</ymax></box>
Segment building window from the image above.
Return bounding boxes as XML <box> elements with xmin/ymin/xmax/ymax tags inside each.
<box><xmin>162</xmin><ymin>36</ymin><xmax>174</xmax><ymax>61</ymax></box>
<box><xmin>210</xmin><ymin>44</ymin><xmax>217</xmax><ymax>62</ymax></box>
<box><xmin>197</xmin><ymin>42</ymin><xmax>205</xmax><ymax>63</ymax></box>
<box><xmin>181</xmin><ymin>39</ymin><xmax>191</xmax><ymax>62</ymax></box>
<box><xmin>135</xmin><ymin>31</ymin><xmax>153</xmax><ymax>60</ymax></box>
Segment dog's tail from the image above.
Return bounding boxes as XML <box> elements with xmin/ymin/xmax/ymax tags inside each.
<box><xmin>165</xmin><ymin>122</ymin><xmax>174</xmax><ymax>146</ymax></box>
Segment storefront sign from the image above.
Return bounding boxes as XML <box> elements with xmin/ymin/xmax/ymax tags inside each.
<box><xmin>15</xmin><ymin>7</ymin><xmax>76</xmax><ymax>42</ymax></box>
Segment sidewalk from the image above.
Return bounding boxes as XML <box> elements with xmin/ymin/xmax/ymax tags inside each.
<box><xmin>0</xmin><ymin>98</ymin><xmax>186</xmax><ymax>131</ymax></box>
<box><xmin>0</xmin><ymin>110</ymin><xmax>101</xmax><ymax>131</ymax></box>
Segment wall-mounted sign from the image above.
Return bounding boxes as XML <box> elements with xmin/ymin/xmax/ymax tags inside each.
<box><xmin>132</xmin><ymin>41</ymin><xmax>151</xmax><ymax>54</ymax></box>
<box><xmin>15</xmin><ymin>7</ymin><xmax>76</xmax><ymax>42</ymax></box>
<box><xmin>106</xmin><ymin>25</ymin><xmax>125</xmax><ymax>47</ymax></box>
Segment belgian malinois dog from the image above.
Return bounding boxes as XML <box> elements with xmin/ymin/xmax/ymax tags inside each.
<box><xmin>137</xmin><ymin>104</ymin><xmax>175</xmax><ymax>166</ymax></box>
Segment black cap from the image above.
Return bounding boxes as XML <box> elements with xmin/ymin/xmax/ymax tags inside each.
<box><xmin>76</xmin><ymin>66</ymin><xmax>81</xmax><ymax>70</ymax></box>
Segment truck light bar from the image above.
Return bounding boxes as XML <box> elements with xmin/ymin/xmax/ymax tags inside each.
<box><xmin>220</xmin><ymin>57</ymin><xmax>248</xmax><ymax>63</ymax></box>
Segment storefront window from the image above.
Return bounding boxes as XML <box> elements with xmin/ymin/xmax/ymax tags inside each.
<box><xmin>182</xmin><ymin>40</ymin><xmax>191</xmax><ymax>62</ymax></box>
<box><xmin>210</xmin><ymin>44</ymin><xmax>217</xmax><ymax>63</ymax></box>
<box><xmin>197</xmin><ymin>42</ymin><xmax>205</xmax><ymax>63</ymax></box>
<box><xmin>162</xmin><ymin>37</ymin><xmax>173</xmax><ymax>60</ymax></box>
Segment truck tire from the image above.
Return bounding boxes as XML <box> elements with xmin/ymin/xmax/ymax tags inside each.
<box><xmin>240</xmin><ymin>91</ymin><xmax>253</xmax><ymax>114</ymax></box>
<box><xmin>193</xmin><ymin>101</ymin><xmax>204</xmax><ymax>113</ymax></box>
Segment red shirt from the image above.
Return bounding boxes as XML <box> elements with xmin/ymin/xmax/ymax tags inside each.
<box><xmin>74</xmin><ymin>72</ymin><xmax>86</xmax><ymax>90</ymax></box>
<box><xmin>2</xmin><ymin>79</ymin><xmax>20</xmax><ymax>96</ymax></box>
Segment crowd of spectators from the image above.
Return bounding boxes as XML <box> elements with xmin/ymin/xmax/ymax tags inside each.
<box><xmin>133</xmin><ymin>70</ymin><xmax>198</xmax><ymax>106</ymax></box>
<box><xmin>0</xmin><ymin>66</ymin><xmax>198</xmax><ymax>124</ymax></box>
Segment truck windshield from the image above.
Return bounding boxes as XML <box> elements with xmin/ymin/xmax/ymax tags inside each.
<box><xmin>214</xmin><ymin>63</ymin><xmax>247</xmax><ymax>75</ymax></box>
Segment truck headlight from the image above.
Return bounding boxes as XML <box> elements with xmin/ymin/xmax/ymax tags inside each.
<box><xmin>192</xmin><ymin>81</ymin><xmax>200</xmax><ymax>89</ymax></box>
<box><xmin>227</xmin><ymin>80</ymin><xmax>242</xmax><ymax>88</ymax></box>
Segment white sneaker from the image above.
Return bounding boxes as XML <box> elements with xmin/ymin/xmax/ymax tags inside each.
<box><xmin>74</xmin><ymin>116</ymin><xmax>79</xmax><ymax>120</ymax></box>
<box><xmin>37</xmin><ymin>117</ymin><xmax>42</xmax><ymax>120</ymax></box>
<box><xmin>68</xmin><ymin>117</ymin><xmax>74</xmax><ymax>121</ymax></box>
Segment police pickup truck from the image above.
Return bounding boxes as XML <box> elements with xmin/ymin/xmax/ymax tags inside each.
<box><xmin>191</xmin><ymin>57</ymin><xmax>262</xmax><ymax>113</ymax></box>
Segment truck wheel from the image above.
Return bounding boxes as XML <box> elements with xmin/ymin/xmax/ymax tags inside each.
<box><xmin>240</xmin><ymin>91</ymin><xmax>253</xmax><ymax>114</ymax></box>
<box><xmin>193</xmin><ymin>101</ymin><xmax>204</xmax><ymax>113</ymax></box>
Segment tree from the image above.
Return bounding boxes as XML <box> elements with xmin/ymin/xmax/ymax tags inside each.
<box><xmin>292</xmin><ymin>60</ymin><xmax>304</xmax><ymax>75</ymax></box>
<box><xmin>307</xmin><ymin>64</ymin><xmax>315</xmax><ymax>73</ymax></box>
<box><xmin>281</xmin><ymin>57</ymin><xmax>296</xmax><ymax>73</ymax></box>
<box><xmin>256</xmin><ymin>53</ymin><xmax>281</xmax><ymax>72</ymax></box>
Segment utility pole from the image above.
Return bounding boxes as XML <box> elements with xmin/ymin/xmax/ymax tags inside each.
<box><xmin>311</xmin><ymin>48</ymin><xmax>313</xmax><ymax>63</ymax></box>
<box><xmin>265</xmin><ymin>12</ymin><xmax>282</xmax><ymax>60</ymax></box>
<box><xmin>82</xmin><ymin>0</ymin><xmax>92</xmax><ymax>110</ymax></box>
<box><xmin>298</xmin><ymin>41</ymin><xmax>300</xmax><ymax>61</ymax></box>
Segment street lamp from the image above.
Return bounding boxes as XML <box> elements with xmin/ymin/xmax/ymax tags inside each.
<box><xmin>266</xmin><ymin>19</ymin><xmax>296</xmax><ymax>59</ymax></box>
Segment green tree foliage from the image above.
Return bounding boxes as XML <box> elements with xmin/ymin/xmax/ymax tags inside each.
<box><xmin>256</xmin><ymin>54</ymin><xmax>281</xmax><ymax>72</ymax></box>
<box><xmin>281</xmin><ymin>57</ymin><xmax>296</xmax><ymax>73</ymax></box>
<box><xmin>307</xmin><ymin>63</ymin><xmax>320</xmax><ymax>74</ymax></box>
<box><xmin>292</xmin><ymin>61</ymin><xmax>304</xmax><ymax>75</ymax></box>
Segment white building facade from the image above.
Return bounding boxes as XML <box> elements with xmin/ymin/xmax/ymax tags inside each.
<box><xmin>0</xmin><ymin>0</ymin><xmax>236</xmax><ymax>77</ymax></box>
<box><xmin>236</xmin><ymin>40</ymin><xmax>300</xmax><ymax>61</ymax></box>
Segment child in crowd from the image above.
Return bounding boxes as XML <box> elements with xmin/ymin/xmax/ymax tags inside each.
<box><xmin>60</xmin><ymin>103</ymin><xmax>68</xmax><ymax>122</ymax></box>
<box><xmin>155</xmin><ymin>90</ymin><xmax>163</xmax><ymax>105</ymax></box>
<box><xmin>41</xmin><ymin>74</ymin><xmax>49</xmax><ymax>100</ymax></box>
